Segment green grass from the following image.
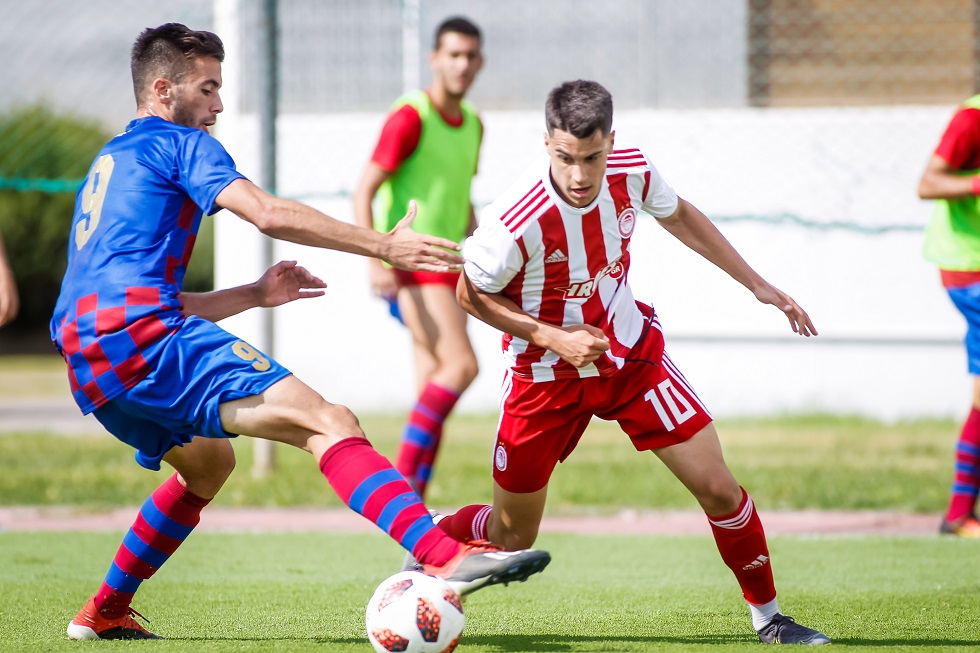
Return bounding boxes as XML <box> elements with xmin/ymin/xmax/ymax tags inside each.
<box><xmin>1</xmin><ymin>531</ymin><xmax>977</xmax><ymax>651</ymax></box>
<box><xmin>0</xmin><ymin>353</ymin><xmax>69</xmax><ymax>397</ymax></box>
<box><xmin>0</xmin><ymin>354</ymin><xmax>961</xmax><ymax>512</ymax></box>
<box><xmin>0</xmin><ymin>413</ymin><xmax>959</xmax><ymax>512</ymax></box>
<box><xmin>1</xmin><ymin>356</ymin><xmax>975</xmax><ymax>651</ymax></box>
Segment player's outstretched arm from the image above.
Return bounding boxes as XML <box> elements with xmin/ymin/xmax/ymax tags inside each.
<box><xmin>657</xmin><ymin>198</ymin><xmax>817</xmax><ymax>336</ymax></box>
<box><xmin>918</xmin><ymin>154</ymin><xmax>978</xmax><ymax>200</ymax></box>
<box><xmin>215</xmin><ymin>178</ymin><xmax>462</xmax><ymax>272</ymax></box>
<box><xmin>0</xmin><ymin>231</ymin><xmax>18</xmax><ymax>327</ymax></box>
<box><xmin>179</xmin><ymin>260</ymin><xmax>326</xmax><ymax>323</ymax></box>
<box><xmin>353</xmin><ymin>162</ymin><xmax>400</xmax><ymax>298</ymax></box>
<box><xmin>457</xmin><ymin>274</ymin><xmax>610</xmax><ymax>366</ymax></box>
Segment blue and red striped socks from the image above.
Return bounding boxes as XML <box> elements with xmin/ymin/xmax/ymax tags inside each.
<box><xmin>320</xmin><ymin>437</ymin><xmax>459</xmax><ymax>566</ymax></box>
<box><xmin>395</xmin><ymin>382</ymin><xmax>461</xmax><ymax>497</ymax></box>
<box><xmin>946</xmin><ymin>407</ymin><xmax>980</xmax><ymax>522</ymax></box>
<box><xmin>93</xmin><ymin>473</ymin><xmax>209</xmax><ymax>618</ymax></box>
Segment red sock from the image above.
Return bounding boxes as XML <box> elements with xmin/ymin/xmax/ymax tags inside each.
<box><xmin>436</xmin><ymin>504</ymin><xmax>492</xmax><ymax>543</ymax></box>
<box><xmin>946</xmin><ymin>407</ymin><xmax>980</xmax><ymax>522</ymax></box>
<box><xmin>395</xmin><ymin>383</ymin><xmax>460</xmax><ymax>496</ymax></box>
<box><xmin>318</xmin><ymin>437</ymin><xmax>459</xmax><ymax>566</ymax></box>
<box><xmin>94</xmin><ymin>473</ymin><xmax>210</xmax><ymax>618</ymax></box>
<box><xmin>706</xmin><ymin>488</ymin><xmax>776</xmax><ymax>606</ymax></box>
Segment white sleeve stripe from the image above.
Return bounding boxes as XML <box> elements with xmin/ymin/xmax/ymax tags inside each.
<box><xmin>501</xmin><ymin>182</ymin><xmax>545</xmax><ymax>227</ymax></box>
<box><xmin>505</xmin><ymin>193</ymin><xmax>550</xmax><ymax>233</ymax></box>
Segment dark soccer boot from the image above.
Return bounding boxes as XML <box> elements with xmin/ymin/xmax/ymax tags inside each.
<box><xmin>939</xmin><ymin>514</ymin><xmax>980</xmax><ymax>538</ymax></box>
<box><xmin>422</xmin><ymin>540</ymin><xmax>551</xmax><ymax>596</ymax></box>
<box><xmin>757</xmin><ymin>614</ymin><xmax>830</xmax><ymax>645</ymax></box>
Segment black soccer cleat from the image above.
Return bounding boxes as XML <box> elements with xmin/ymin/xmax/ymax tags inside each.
<box><xmin>422</xmin><ymin>540</ymin><xmax>551</xmax><ymax>596</ymax></box>
<box><xmin>757</xmin><ymin>614</ymin><xmax>831</xmax><ymax>645</ymax></box>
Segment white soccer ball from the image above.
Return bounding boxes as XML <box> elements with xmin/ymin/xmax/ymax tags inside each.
<box><xmin>365</xmin><ymin>571</ymin><xmax>465</xmax><ymax>653</ymax></box>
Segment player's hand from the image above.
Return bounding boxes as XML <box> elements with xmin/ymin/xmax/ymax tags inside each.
<box><xmin>384</xmin><ymin>200</ymin><xmax>464</xmax><ymax>272</ymax></box>
<box><xmin>754</xmin><ymin>283</ymin><xmax>817</xmax><ymax>336</ymax></box>
<box><xmin>368</xmin><ymin>259</ymin><xmax>400</xmax><ymax>299</ymax></box>
<box><xmin>0</xmin><ymin>273</ymin><xmax>18</xmax><ymax>328</ymax></box>
<box><xmin>553</xmin><ymin>324</ymin><xmax>611</xmax><ymax>367</ymax></box>
<box><xmin>255</xmin><ymin>260</ymin><xmax>326</xmax><ymax>308</ymax></box>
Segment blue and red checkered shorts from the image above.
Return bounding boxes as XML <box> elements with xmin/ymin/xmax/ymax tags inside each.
<box><xmin>947</xmin><ymin>281</ymin><xmax>980</xmax><ymax>375</ymax></box>
<box><xmin>91</xmin><ymin>316</ymin><xmax>291</xmax><ymax>470</ymax></box>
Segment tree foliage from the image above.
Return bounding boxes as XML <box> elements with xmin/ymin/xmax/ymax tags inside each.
<box><xmin>0</xmin><ymin>105</ymin><xmax>213</xmax><ymax>338</ymax></box>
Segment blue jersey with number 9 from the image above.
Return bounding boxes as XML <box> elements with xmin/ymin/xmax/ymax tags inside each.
<box><xmin>50</xmin><ymin>116</ymin><xmax>244</xmax><ymax>414</ymax></box>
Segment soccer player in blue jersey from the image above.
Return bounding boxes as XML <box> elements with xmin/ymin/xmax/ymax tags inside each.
<box><xmin>57</xmin><ymin>23</ymin><xmax>549</xmax><ymax>641</ymax></box>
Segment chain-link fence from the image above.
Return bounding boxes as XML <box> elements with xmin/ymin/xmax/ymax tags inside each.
<box><xmin>5</xmin><ymin>1</ymin><xmax>976</xmax><ymax>122</ymax></box>
<box><xmin>4</xmin><ymin>1</ymin><xmax>977</xmax><ymax>192</ymax></box>
<box><xmin>2</xmin><ymin>0</ymin><xmax>979</xmax><ymax>417</ymax></box>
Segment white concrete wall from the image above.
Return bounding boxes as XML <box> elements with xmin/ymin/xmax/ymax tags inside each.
<box><xmin>212</xmin><ymin>105</ymin><xmax>969</xmax><ymax>421</ymax></box>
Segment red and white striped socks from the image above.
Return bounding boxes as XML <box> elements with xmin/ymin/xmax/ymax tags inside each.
<box><xmin>706</xmin><ymin>488</ymin><xmax>780</xmax><ymax>629</ymax></box>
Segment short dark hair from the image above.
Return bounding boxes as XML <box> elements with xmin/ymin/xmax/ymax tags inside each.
<box><xmin>545</xmin><ymin>80</ymin><xmax>614</xmax><ymax>138</ymax></box>
<box><xmin>433</xmin><ymin>16</ymin><xmax>481</xmax><ymax>51</ymax></box>
<box><xmin>131</xmin><ymin>23</ymin><xmax>224</xmax><ymax>105</ymax></box>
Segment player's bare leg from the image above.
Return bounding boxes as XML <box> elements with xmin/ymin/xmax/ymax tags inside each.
<box><xmin>410</xmin><ymin>333</ymin><xmax>438</xmax><ymax>394</ymax></box>
<box><xmin>398</xmin><ymin>284</ymin><xmax>479</xmax><ymax>393</ymax></box>
<box><xmin>652</xmin><ymin>423</ymin><xmax>742</xmax><ymax>515</ymax></box>
<box><xmin>394</xmin><ymin>284</ymin><xmax>479</xmax><ymax>495</ymax></box>
<box><xmin>424</xmin><ymin>482</ymin><xmax>548</xmax><ymax>553</ymax></box>
<box><xmin>218</xmin><ymin>374</ymin><xmax>363</xmax><ymax>457</ymax></box>
<box><xmin>162</xmin><ymin>437</ymin><xmax>236</xmax><ymax>499</ymax></box>
<box><xmin>654</xmin><ymin>424</ymin><xmax>829</xmax><ymax>645</ymax></box>
<box><xmin>221</xmin><ymin>375</ymin><xmax>550</xmax><ymax>596</ymax></box>
<box><xmin>486</xmin><ymin>482</ymin><xmax>548</xmax><ymax>551</ymax></box>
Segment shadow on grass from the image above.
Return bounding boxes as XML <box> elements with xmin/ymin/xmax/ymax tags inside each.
<box><xmin>832</xmin><ymin>638</ymin><xmax>980</xmax><ymax>648</ymax></box>
<box><xmin>178</xmin><ymin>634</ymin><xmax>757</xmax><ymax>648</ymax></box>
<box><xmin>173</xmin><ymin>634</ymin><xmax>980</xmax><ymax>649</ymax></box>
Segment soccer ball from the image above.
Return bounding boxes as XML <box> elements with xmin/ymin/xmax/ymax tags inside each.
<box><xmin>365</xmin><ymin>571</ymin><xmax>465</xmax><ymax>653</ymax></box>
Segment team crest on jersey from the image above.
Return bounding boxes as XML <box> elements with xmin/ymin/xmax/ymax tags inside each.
<box><xmin>494</xmin><ymin>445</ymin><xmax>508</xmax><ymax>471</ymax></box>
<box><xmin>618</xmin><ymin>207</ymin><xmax>637</xmax><ymax>238</ymax></box>
<box><xmin>559</xmin><ymin>259</ymin><xmax>625</xmax><ymax>299</ymax></box>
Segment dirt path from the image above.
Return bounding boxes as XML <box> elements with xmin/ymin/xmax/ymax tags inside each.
<box><xmin>0</xmin><ymin>506</ymin><xmax>939</xmax><ymax>536</ymax></box>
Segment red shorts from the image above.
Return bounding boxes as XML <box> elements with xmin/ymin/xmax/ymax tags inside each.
<box><xmin>393</xmin><ymin>269</ymin><xmax>460</xmax><ymax>288</ymax></box>
<box><xmin>492</xmin><ymin>328</ymin><xmax>713</xmax><ymax>493</ymax></box>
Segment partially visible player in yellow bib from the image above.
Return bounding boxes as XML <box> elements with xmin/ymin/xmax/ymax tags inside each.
<box><xmin>919</xmin><ymin>94</ymin><xmax>980</xmax><ymax>538</ymax></box>
<box><xmin>354</xmin><ymin>17</ymin><xmax>484</xmax><ymax>498</ymax></box>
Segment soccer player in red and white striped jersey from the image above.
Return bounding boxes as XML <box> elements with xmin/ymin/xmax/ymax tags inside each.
<box><xmin>441</xmin><ymin>80</ymin><xmax>829</xmax><ymax>645</ymax></box>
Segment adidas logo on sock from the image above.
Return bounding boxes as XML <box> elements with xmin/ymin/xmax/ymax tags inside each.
<box><xmin>545</xmin><ymin>249</ymin><xmax>568</xmax><ymax>263</ymax></box>
<box><xmin>742</xmin><ymin>555</ymin><xmax>769</xmax><ymax>570</ymax></box>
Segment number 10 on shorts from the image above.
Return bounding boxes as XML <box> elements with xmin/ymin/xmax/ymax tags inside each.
<box><xmin>644</xmin><ymin>379</ymin><xmax>696</xmax><ymax>431</ymax></box>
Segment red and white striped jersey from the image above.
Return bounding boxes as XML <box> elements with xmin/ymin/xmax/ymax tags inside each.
<box><xmin>463</xmin><ymin>146</ymin><xmax>678</xmax><ymax>382</ymax></box>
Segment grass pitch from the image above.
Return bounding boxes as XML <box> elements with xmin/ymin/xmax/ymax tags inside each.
<box><xmin>1</xmin><ymin>530</ymin><xmax>977</xmax><ymax>652</ymax></box>
<box><xmin>0</xmin><ymin>413</ymin><xmax>960</xmax><ymax>512</ymax></box>
<box><xmin>1</xmin><ymin>356</ymin><xmax>974</xmax><ymax>650</ymax></box>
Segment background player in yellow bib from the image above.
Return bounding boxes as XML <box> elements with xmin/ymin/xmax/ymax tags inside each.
<box><xmin>354</xmin><ymin>16</ymin><xmax>484</xmax><ymax>497</ymax></box>
<box><xmin>918</xmin><ymin>95</ymin><xmax>980</xmax><ymax>538</ymax></box>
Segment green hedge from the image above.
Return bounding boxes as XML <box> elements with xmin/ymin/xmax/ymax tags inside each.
<box><xmin>0</xmin><ymin>105</ymin><xmax>214</xmax><ymax>337</ymax></box>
